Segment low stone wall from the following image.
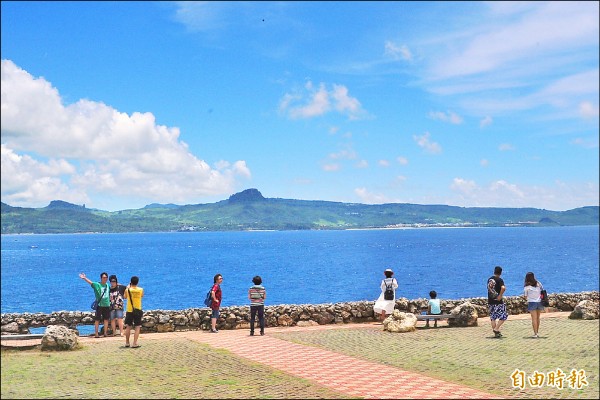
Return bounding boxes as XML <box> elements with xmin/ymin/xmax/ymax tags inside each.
<box><xmin>2</xmin><ymin>291</ymin><xmax>598</xmax><ymax>335</ymax></box>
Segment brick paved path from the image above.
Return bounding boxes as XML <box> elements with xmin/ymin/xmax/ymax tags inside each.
<box><xmin>175</xmin><ymin>323</ymin><xmax>497</xmax><ymax>399</ymax></box>
<box><xmin>3</xmin><ymin>313</ymin><xmax>571</xmax><ymax>399</ymax></box>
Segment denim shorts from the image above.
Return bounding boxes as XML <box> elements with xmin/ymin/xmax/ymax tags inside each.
<box><xmin>528</xmin><ymin>302</ymin><xmax>545</xmax><ymax>312</ymax></box>
<box><xmin>110</xmin><ymin>309</ymin><xmax>124</xmax><ymax>320</ymax></box>
<box><xmin>211</xmin><ymin>309</ymin><xmax>220</xmax><ymax>319</ymax></box>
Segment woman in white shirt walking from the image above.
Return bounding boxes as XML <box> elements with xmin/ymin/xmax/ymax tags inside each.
<box><xmin>523</xmin><ymin>272</ymin><xmax>545</xmax><ymax>338</ymax></box>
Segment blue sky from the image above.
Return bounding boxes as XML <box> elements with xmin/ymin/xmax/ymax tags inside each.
<box><xmin>1</xmin><ymin>1</ymin><xmax>598</xmax><ymax>212</ymax></box>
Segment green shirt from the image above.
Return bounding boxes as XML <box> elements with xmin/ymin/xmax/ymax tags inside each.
<box><xmin>92</xmin><ymin>282</ymin><xmax>110</xmax><ymax>307</ymax></box>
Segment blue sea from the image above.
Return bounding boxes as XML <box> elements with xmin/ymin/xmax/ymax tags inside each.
<box><xmin>1</xmin><ymin>226</ymin><xmax>599</xmax><ymax>315</ymax></box>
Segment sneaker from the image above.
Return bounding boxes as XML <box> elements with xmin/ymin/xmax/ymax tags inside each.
<box><xmin>494</xmin><ymin>330</ymin><xmax>502</xmax><ymax>338</ymax></box>
<box><xmin>210</xmin><ymin>329</ymin><xmax>218</xmax><ymax>333</ymax></box>
<box><xmin>532</xmin><ymin>334</ymin><xmax>539</xmax><ymax>338</ymax></box>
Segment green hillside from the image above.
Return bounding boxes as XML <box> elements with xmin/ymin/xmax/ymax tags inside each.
<box><xmin>1</xmin><ymin>189</ymin><xmax>598</xmax><ymax>234</ymax></box>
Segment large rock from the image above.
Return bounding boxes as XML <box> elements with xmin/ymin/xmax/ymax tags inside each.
<box><xmin>1</xmin><ymin>322</ymin><xmax>21</xmax><ymax>334</ymax></box>
<box><xmin>383</xmin><ymin>310</ymin><xmax>417</xmax><ymax>333</ymax></box>
<box><xmin>569</xmin><ymin>300</ymin><xmax>599</xmax><ymax>320</ymax></box>
<box><xmin>448</xmin><ymin>301</ymin><xmax>478</xmax><ymax>327</ymax></box>
<box><xmin>277</xmin><ymin>314</ymin><xmax>294</xmax><ymax>326</ymax></box>
<box><xmin>41</xmin><ymin>325</ymin><xmax>79</xmax><ymax>351</ymax></box>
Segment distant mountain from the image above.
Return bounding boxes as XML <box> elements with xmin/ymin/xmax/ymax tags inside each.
<box><xmin>228</xmin><ymin>188</ymin><xmax>265</xmax><ymax>203</ymax></box>
<box><xmin>1</xmin><ymin>189</ymin><xmax>598</xmax><ymax>234</ymax></box>
<box><xmin>45</xmin><ymin>200</ymin><xmax>88</xmax><ymax>211</ymax></box>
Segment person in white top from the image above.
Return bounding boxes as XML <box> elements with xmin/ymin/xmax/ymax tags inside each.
<box><xmin>523</xmin><ymin>271</ymin><xmax>545</xmax><ymax>338</ymax></box>
<box><xmin>373</xmin><ymin>268</ymin><xmax>399</xmax><ymax>322</ymax></box>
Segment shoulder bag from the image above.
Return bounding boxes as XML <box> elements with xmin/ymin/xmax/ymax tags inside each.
<box><xmin>539</xmin><ymin>285</ymin><xmax>549</xmax><ymax>307</ymax></box>
<box><xmin>128</xmin><ymin>288</ymin><xmax>144</xmax><ymax>318</ymax></box>
<box><xmin>91</xmin><ymin>285</ymin><xmax>108</xmax><ymax>310</ymax></box>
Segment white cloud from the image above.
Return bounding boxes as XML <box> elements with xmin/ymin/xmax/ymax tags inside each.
<box><xmin>428</xmin><ymin>110</ymin><xmax>463</xmax><ymax>124</ymax></box>
<box><xmin>378</xmin><ymin>160</ymin><xmax>390</xmax><ymax>167</ymax></box>
<box><xmin>328</xmin><ymin>147</ymin><xmax>357</xmax><ymax>160</ymax></box>
<box><xmin>420</xmin><ymin>2</ymin><xmax>599</xmax><ymax>118</ymax></box>
<box><xmin>428</xmin><ymin>3</ymin><xmax>598</xmax><ymax>82</ymax></box>
<box><xmin>0</xmin><ymin>60</ymin><xmax>250</xmax><ymax>210</ymax></box>
<box><xmin>480</xmin><ymin>116</ymin><xmax>493</xmax><ymax>128</ymax></box>
<box><xmin>579</xmin><ymin>101</ymin><xmax>600</xmax><ymax>119</ymax></box>
<box><xmin>571</xmin><ymin>137</ymin><xmax>599</xmax><ymax>149</ymax></box>
<box><xmin>480</xmin><ymin>159</ymin><xmax>489</xmax><ymax>167</ymax></box>
<box><xmin>279</xmin><ymin>81</ymin><xmax>367</xmax><ymax>120</ymax></box>
<box><xmin>396</xmin><ymin>156</ymin><xmax>409</xmax><ymax>165</ymax></box>
<box><xmin>450</xmin><ymin>178</ymin><xmax>477</xmax><ymax>194</ymax></box>
<box><xmin>322</xmin><ymin>163</ymin><xmax>340</xmax><ymax>172</ymax></box>
<box><xmin>1</xmin><ymin>145</ymin><xmax>89</xmax><ymax>207</ymax></box>
<box><xmin>384</xmin><ymin>41</ymin><xmax>413</xmax><ymax>61</ymax></box>
<box><xmin>355</xmin><ymin>160</ymin><xmax>369</xmax><ymax>169</ymax></box>
<box><xmin>449</xmin><ymin>177</ymin><xmax>598</xmax><ymax>210</ymax></box>
<box><xmin>172</xmin><ymin>1</ymin><xmax>241</xmax><ymax>33</ymax></box>
<box><xmin>354</xmin><ymin>187</ymin><xmax>394</xmax><ymax>204</ymax></box>
<box><xmin>413</xmin><ymin>132</ymin><xmax>442</xmax><ymax>154</ymax></box>
<box><xmin>498</xmin><ymin>143</ymin><xmax>515</xmax><ymax>151</ymax></box>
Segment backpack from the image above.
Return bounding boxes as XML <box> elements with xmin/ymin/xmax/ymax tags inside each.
<box><xmin>384</xmin><ymin>279</ymin><xmax>395</xmax><ymax>301</ymax></box>
<box><xmin>487</xmin><ymin>278</ymin><xmax>499</xmax><ymax>299</ymax></box>
<box><xmin>203</xmin><ymin>288</ymin><xmax>213</xmax><ymax>307</ymax></box>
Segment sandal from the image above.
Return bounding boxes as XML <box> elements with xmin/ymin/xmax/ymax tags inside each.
<box><xmin>131</xmin><ymin>344</ymin><xmax>141</xmax><ymax>348</ymax></box>
<box><xmin>125</xmin><ymin>344</ymin><xmax>130</xmax><ymax>348</ymax></box>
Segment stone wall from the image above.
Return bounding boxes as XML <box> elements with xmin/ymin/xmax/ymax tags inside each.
<box><xmin>2</xmin><ymin>291</ymin><xmax>598</xmax><ymax>335</ymax></box>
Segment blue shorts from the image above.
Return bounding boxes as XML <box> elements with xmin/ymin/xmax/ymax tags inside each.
<box><xmin>528</xmin><ymin>302</ymin><xmax>545</xmax><ymax>312</ymax></box>
<box><xmin>211</xmin><ymin>309</ymin><xmax>220</xmax><ymax>319</ymax></box>
<box><xmin>110</xmin><ymin>309</ymin><xmax>124</xmax><ymax>320</ymax></box>
<box><xmin>488</xmin><ymin>304</ymin><xmax>508</xmax><ymax>321</ymax></box>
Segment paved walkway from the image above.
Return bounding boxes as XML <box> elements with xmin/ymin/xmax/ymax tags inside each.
<box><xmin>2</xmin><ymin>312</ymin><xmax>572</xmax><ymax>399</ymax></box>
<box><xmin>174</xmin><ymin>323</ymin><xmax>495</xmax><ymax>399</ymax></box>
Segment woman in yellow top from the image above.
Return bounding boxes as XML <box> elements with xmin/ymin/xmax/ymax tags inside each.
<box><xmin>124</xmin><ymin>276</ymin><xmax>144</xmax><ymax>348</ymax></box>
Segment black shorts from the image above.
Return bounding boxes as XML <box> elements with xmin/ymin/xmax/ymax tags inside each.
<box><xmin>124</xmin><ymin>310</ymin><xmax>143</xmax><ymax>327</ymax></box>
<box><xmin>95</xmin><ymin>306</ymin><xmax>110</xmax><ymax>321</ymax></box>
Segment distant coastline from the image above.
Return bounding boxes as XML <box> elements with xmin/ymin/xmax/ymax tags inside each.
<box><xmin>3</xmin><ymin>224</ymin><xmax>599</xmax><ymax>236</ymax></box>
<box><xmin>2</xmin><ymin>189</ymin><xmax>598</xmax><ymax>234</ymax></box>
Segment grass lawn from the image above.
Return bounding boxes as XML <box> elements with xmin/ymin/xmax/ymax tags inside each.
<box><xmin>1</xmin><ymin>337</ymin><xmax>350</xmax><ymax>399</ymax></box>
<box><xmin>274</xmin><ymin>317</ymin><xmax>599</xmax><ymax>399</ymax></box>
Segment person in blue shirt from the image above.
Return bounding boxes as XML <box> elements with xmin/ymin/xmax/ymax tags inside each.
<box><xmin>426</xmin><ymin>290</ymin><xmax>442</xmax><ymax>328</ymax></box>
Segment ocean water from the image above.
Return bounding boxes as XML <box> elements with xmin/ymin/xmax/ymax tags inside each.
<box><xmin>1</xmin><ymin>226</ymin><xmax>598</xmax><ymax>315</ymax></box>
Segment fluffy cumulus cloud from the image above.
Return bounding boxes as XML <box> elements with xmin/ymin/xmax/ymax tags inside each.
<box><xmin>0</xmin><ymin>60</ymin><xmax>250</xmax><ymax>209</ymax></box>
<box><xmin>279</xmin><ymin>81</ymin><xmax>367</xmax><ymax>120</ymax></box>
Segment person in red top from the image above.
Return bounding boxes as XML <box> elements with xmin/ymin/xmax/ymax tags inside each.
<box><xmin>210</xmin><ymin>274</ymin><xmax>223</xmax><ymax>333</ymax></box>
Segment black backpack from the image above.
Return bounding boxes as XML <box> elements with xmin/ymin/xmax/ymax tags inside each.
<box><xmin>384</xmin><ymin>279</ymin><xmax>395</xmax><ymax>300</ymax></box>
